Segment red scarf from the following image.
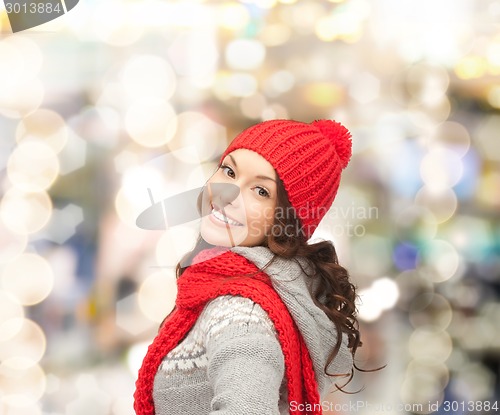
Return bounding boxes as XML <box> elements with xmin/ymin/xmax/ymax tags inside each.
<box><xmin>133</xmin><ymin>249</ymin><xmax>321</xmax><ymax>415</ymax></box>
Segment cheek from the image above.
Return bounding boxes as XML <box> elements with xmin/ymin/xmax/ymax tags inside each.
<box><xmin>199</xmin><ymin>185</ymin><xmax>211</xmax><ymax>215</ymax></box>
<box><xmin>244</xmin><ymin>199</ymin><xmax>275</xmax><ymax>226</ymax></box>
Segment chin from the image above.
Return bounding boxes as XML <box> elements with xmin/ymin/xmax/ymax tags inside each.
<box><xmin>200</xmin><ymin>231</ymin><xmax>233</xmax><ymax>248</ymax></box>
<box><xmin>200</xmin><ymin>217</ymin><xmax>247</xmax><ymax>247</ymax></box>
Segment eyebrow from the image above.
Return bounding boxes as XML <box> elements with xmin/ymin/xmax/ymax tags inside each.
<box><xmin>228</xmin><ymin>154</ymin><xmax>238</xmax><ymax>167</ymax></box>
<box><xmin>226</xmin><ymin>154</ymin><xmax>276</xmax><ymax>183</ymax></box>
<box><xmin>256</xmin><ymin>175</ymin><xmax>276</xmax><ymax>182</ymax></box>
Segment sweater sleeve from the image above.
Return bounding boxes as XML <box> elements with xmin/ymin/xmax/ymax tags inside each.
<box><xmin>201</xmin><ymin>295</ymin><xmax>285</xmax><ymax>415</ymax></box>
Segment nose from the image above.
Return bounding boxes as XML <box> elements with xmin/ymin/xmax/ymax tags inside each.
<box><xmin>208</xmin><ymin>183</ymin><xmax>240</xmax><ymax>209</ymax></box>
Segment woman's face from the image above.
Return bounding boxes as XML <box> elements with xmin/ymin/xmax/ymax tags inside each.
<box><xmin>200</xmin><ymin>148</ymin><xmax>277</xmax><ymax>247</ymax></box>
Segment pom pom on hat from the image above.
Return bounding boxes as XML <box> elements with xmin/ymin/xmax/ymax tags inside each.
<box><xmin>220</xmin><ymin>119</ymin><xmax>353</xmax><ymax>239</ymax></box>
<box><xmin>312</xmin><ymin>119</ymin><xmax>352</xmax><ymax>169</ymax></box>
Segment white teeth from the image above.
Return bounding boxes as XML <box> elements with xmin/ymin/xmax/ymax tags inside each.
<box><xmin>211</xmin><ymin>208</ymin><xmax>241</xmax><ymax>226</ymax></box>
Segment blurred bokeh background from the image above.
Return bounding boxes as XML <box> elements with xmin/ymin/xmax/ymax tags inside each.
<box><xmin>1</xmin><ymin>0</ymin><xmax>499</xmax><ymax>414</ymax></box>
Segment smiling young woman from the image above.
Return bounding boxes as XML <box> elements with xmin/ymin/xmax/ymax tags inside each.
<box><xmin>134</xmin><ymin>119</ymin><xmax>377</xmax><ymax>415</ymax></box>
<box><xmin>200</xmin><ymin>149</ymin><xmax>278</xmax><ymax>248</ymax></box>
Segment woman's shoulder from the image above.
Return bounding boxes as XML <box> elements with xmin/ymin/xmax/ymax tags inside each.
<box><xmin>199</xmin><ymin>295</ymin><xmax>278</xmax><ymax>342</ymax></box>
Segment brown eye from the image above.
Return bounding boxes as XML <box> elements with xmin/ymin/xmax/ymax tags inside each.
<box><xmin>221</xmin><ymin>165</ymin><xmax>235</xmax><ymax>178</ymax></box>
<box><xmin>254</xmin><ymin>186</ymin><xmax>270</xmax><ymax>198</ymax></box>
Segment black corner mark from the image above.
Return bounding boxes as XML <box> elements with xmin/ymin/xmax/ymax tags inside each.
<box><xmin>136</xmin><ymin>183</ymin><xmax>240</xmax><ymax>231</ymax></box>
<box><xmin>4</xmin><ymin>0</ymin><xmax>80</xmax><ymax>33</ymax></box>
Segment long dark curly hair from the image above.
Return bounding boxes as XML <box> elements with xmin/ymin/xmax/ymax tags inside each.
<box><xmin>174</xmin><ymin>175</ymin><xmax>379</xmax><ymax>391</ymax></box>
<box><xmin>263</xmin><ymin>176</ymin><xmax>364</xmax><ymax>390</ymax></box>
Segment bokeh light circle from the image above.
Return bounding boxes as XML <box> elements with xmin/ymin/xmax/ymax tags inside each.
<box><xmin>0</xmin><ymin>220</ymin><xmax>27</xmax><ymax>264</ymax></box>
<box><xmin>0</xmin><ymin>291</ymin><xmax>24</xmax><ymax>342</ymax></box>
<box><xmin>407</xmin><ymin>359</ymin><xmax>450</xmax><ymax>392</ymax></box>
<box><xmin>474</xmin><ymin>115</ymin><xmax>500</xmax><ymax>162</ymax></box>
<box><xmin>0</xmin><ymin>34</ymin><xmax>44</xmax><ymax>118</ymax></box>
<box><xmin>409</xmin><ymin>96</ymin><xmax>451</xmax><ymax>125</ymax></box>
<box><xmin>0</xmin><ymin>318</ymin><xmax>46</xmax><ymax>364</ymax></box>
<box><xmin>124</xmin><ymin>98</ymin><xmax>177</xmax><ymax>148</ymax></box>
<box><xmin>400</xmin><ymin>370</ymin><xmax>444</xmax><ymax>412</ymax></box>
<box><xmin>186</xmin><ymin>162</ymin><xmax>218</xmax><ymax>189</ymax></box>
<box><xmin>409</xmin><ymin>293</ymin><xmax>453</xmax><ymax>331</ymax></box>
<box><xmin>357</xmin><ymin>277</ymin><xmax>399</xmax><ymax>322</ymax></box>
<box><xmin>16</xmin><ymin>109</ymin><xmax>68</xmax><ymax>154</ymax></box>
<box><xmin>126</xmin><ymin>342</ymin><xmax>150</xmax><ymax>377</ymax></box>
<box><xmin>406</xmin><ymin>63</ymin><xmax>450</xmax><ymax>105</ymax></box>
<box><xmin>264</xmin><ymin>70</ymin><xmax>296</xmax><ymax>97</ymax></box>
<box><xmin>430</xmin><ymin>121</ymin><xmax>471</xmax><ymax>157</ymax></box>
<box><xmin>115</xmin><ymin>186</ymin><xmax>145</xmax><ymax>229</ymax></box>
<box><xmin>5</xmin><ymin>36</ymin><xmax>43</xmax><ymax>79</ymax></box>
<box><xmin>167</xmin><ymin>112</ymin><xmax>227</xmax><ymax>163</ymax></box>
<box><xmin>138</xmin><ymin>270</ymin><xmax>177</xmax><ymax>323</ymax></box>
<box><xmin>2</xmin><ymin>403</ymin><xmax>43</xmax><ymax>415</ymax></box>
<box><xmin>115</xmin><ymin>165</ymin><xmax>166</xmax><ymax>228</ymax></box>
<box><xmin>414</xmin><ymin>186</ymin><xmax>458</xmax><ymax>224</ymax></box>
<box><xmin>0</xmin><ymin>359</ymin><xmax>46</xmax><ymax>407</ymax></box>
<box><xmin>1</xmin><ymin>254</ymin><xmax>54</xmax><ymax>306</ymax></box>
<box><xmin>0</xmin><ymin>79</ymin><xmax>44</xmax><ymax>119</ymax></box>
<box><xmin>227</xmin><ymin>73</ymin><xmax>258</xmax><ymax>97</ymax></box>
<box><xmin>0</xmin><ymin>35</ymin><xmax>42</xmax><ymax>87</ymax></box>
<box><xmin>225</xmin><ymin>39</ymin><xmax>266</xmax><ymax>70</ymax></box>
<box><xmin>259</xmin><ymin>23</ymin><xmax>292</xmax><ymax>46</ymax></box>
<box><xmin>0</xmin><ymin>189</ymin><xmax>52</xmax><ymax>235</ymax></box>
<box><xmin>7</xmin><ymin>141</ymin><xmax>60</xmax><ymax>192</ymax></box>
<box><xmin>120</xmin><ymin>55</ymin><xmax>176</xmax><ymax>101</ymax></box>
<box><xmin>420</xmin><ymin>147</ymin><xmax>463</xmax><ymax>192</ymax></box>
<box><xmin>0</xmin><ymin>40</ymin><xmax>24</xmax><ymax>85</ymax></box>
<box><xmin>418</xmin><ymin>239</ymin><xmax>461</xmax><ymax>283</ymax></box>
<box><xmin>155</xmin><ymin>225</ymin><xmax>199</xmax><ymax>268</ymax></box>
<box><xmin>487</xmin><ymin>85</ymin><xmax>500</xmax><ymax>108</ymax></box>
<box><xmin>216</xmin><ymin>3</ymin><xmax>250</xmax><ymax>30</ymax></box>
<box><xmin>409</xmin><ymin>327</ymin><xmax>453</xmax><ymax>362</ymax></box>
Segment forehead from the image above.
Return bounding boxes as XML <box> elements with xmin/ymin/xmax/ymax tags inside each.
<box><xmin>225</xmin><ymin>149</ymin><xmax>276</xmax><ymax>177</ymax></box>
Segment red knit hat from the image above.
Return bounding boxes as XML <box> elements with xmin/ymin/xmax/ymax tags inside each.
<box><xmin>220</xmin><ymin>119</ymin><xmax>352</xmax><ymax>239</ymax></box>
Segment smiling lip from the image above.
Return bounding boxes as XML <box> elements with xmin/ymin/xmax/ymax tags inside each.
<box><xmin>210</xmin><ymin>204</ymin><xmax>243</xmax><ymax>227</ymax></box>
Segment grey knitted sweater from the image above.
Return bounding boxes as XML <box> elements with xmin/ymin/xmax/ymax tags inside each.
<box><xmin>153</xmin><ymin>246</ymin><xmax>353</xmax><ymax>414</ymax></box>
